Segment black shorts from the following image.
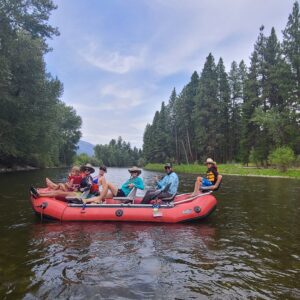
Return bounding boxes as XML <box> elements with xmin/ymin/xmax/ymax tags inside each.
<box><xmin>116</xmin><ymin>189</ymin><xmax>125</xmax><ymax>197</ymax></box>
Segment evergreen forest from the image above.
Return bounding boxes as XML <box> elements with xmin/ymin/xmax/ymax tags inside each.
<box><xmin>143</xmin><ymin>2</ymin><xmax>300</xmax><ymax>166</ymax></box>
<box><xmin>94</xmin><ymin>137</ymin><xmax>143</xmax><ymax>167</ymax></box>
<box><xmin>0</xmin><ymin>0</ymin><xmax>81</xmax><ymax>168</ymax></box>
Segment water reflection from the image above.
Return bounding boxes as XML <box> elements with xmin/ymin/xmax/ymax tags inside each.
<box><xmin>0</xmin><ymin>168</ymin><xmax>299</xmax><ymax>299</ymax></box>
<box><xmin>25</xmin><ymin>222</ymin><xmax>216</xmax><ymax>299</ymax></box>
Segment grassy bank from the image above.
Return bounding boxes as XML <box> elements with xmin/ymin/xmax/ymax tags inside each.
<box><xmin>144</xmin><ymin>163</ymin><xmax>300</xmax><ymax>179</ymax></box>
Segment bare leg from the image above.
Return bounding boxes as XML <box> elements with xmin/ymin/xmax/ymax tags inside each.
<box><xmin>191</xmin><ymin>177</ymin><xmax>203</xmax><ymax>196</ymax></box>
<box><xmin>83</xmin><ymin>182</ymin><xmax>119</xmax><ymax>204</ymax></box>
<box><xmin>46</xmin><ymin>178</ymin><xmax>60</xmax><ymax>190</ymax></box>
<box><xmin>38</xmin><ymin>190</ymin><xmax>77</xmax><ymax>198</ymax></box>
<box><xmin>58</xmin><ymin>183</ymin><xmax>68</xmax><ymax>191</ymax></box>
<box><xmin>99</xmin><ymin>179</ymin><xmax>108</xmax><ymax>202</ymax></box>
<box><xmin>106</xmin><ymin>182</ymin><xmax>118</xmax><ymax>197</ymax></box>
<box><xmin>83</xmin><ymin>179</ymin><xmax>109</xmax><ymax>204</ymax></box>
<box><xmin>82</xmin><ymin>183</ymin><xmax>108</xmax><ymax>203</ymax></box>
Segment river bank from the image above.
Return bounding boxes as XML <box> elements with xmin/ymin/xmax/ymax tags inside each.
<box><xmin>144</xmin><ymin>163</ymin><xmax>300</xmax><ymax>179</ymax></box>
<box><xmin>0</xmin><ymin>165</ymin><xmax>38</xmax><ymax>173</ymax></box>
<box><xmin>0</xmin><ymin>165</ymin><xmax>68</xmax><ymax>173</ymax></box>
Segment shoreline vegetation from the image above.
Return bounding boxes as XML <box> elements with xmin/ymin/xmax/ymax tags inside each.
<box><xmin>0</xmin><ymin>165</ymin><xmax>38</xmax><ymax>173</ymax></box>
<box><xmin>144</xmin><ymin>163</ymin><xmax>300</xmax><ymax>179</ymax></box>
<box><xmin>142</xmin><ymin>2</ymin><xmax>300</xmax><ymax>173</ymax></box>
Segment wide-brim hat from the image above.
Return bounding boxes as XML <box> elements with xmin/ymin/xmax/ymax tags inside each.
<box><xmin>128</xmin><ymin>166</ymin><xmax>142</xmax><ymax>174</ymax></box>
<box><xmin>164</xmin><ymin>163</ymin><xmax>172</xmax><ymax>168</ymax></box>
<box><xmin>81</xmin><ymin>163</ymin><xmax>95</xmax><ymax>173</ymax></box>
<box><xmin>205</xmin><ymin>158</ymin><xmax>216</xmax><ymax>165</ymax></box>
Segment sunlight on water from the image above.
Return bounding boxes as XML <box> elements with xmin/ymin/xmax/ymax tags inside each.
<box><xmin>0</xmin><ymin>168</ymin><xmax>299</xmax><ymax>299</ymax></box>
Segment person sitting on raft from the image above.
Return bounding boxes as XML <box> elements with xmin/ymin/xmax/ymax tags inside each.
<box><xmin>88</xmin><ymin>165</ymin><xmax>108</xmax><ymax>198</ymax></box>
<box><xmin>191</xmin><ymin>158</ymin><xmax>222</xmax><ymax>196</ymax></box>
<box><xmin>83</xmin><ymin>166</ymin><xmax>144</xmax><ymax>204</ymax></box>
<box><xmin>45</xmin><ymin>166</ymin><xmax>82</xmax><ymax>192</ymax></box>
<box><xmin>92</xmin><ymin>165</ymin><xmax>107</xmax><ymax>188</ymax></box>
<box><xmin>30</xmin><ymin>164</ymin><xmax>97</xmax><ymax>199</ymax></box>
<box><xmin>141</xmin><ymin>163</ymin><xmax>179</xmax><ymax>204</ymax></box>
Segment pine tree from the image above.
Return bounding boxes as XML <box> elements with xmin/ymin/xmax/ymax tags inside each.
<box><xmin>193</xmin><ymin>53</ymin><xmax>218</xmax><ymax>161</ymax></box>
<box><xmin>228</xmin><ymin>61</ymin><xmax>245</xmax><ymax>161</ymax></box>
<box><xmin>167</xmin><ymin>88</ymin><xmax>179</xmax><ymax>162</ymax></box>
<box><xmin>216</xmin><ymin>58</ymin><xmax>231</xmax><ymax>162</ymax></box>
<box><xmin>175</xmin><ymin>71</ymin><xmax>199</xmax><ymax>163</ymax></box>
<box><xmin>283</xmin><ymin>1</ymin><xmax>300</xmax><ymax>100</ymax></box>
<box><xmin>240</xmin><ymin>51</ymin><xmax>260</xmax><ymax>164</ymax></box>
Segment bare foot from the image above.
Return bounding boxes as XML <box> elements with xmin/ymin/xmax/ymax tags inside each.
<box><xmin>191</xmin><ymin>192</ymin><xmax>200</xmax><ymax>197</ymax></box>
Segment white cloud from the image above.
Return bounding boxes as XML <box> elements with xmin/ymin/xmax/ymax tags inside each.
<box><xmin>48</xmin><ymin>0</ymin><xmax>295</xmax><ymax>148</ymax></box>
<box><xmin>140</xmin><ymin>0</ymin><xmax>294</xmax><ymax>75</ymax></box>
<box><xmin>99</xmin><ymin>84</ymin><xmax>142</xmax><ymax>110</ymax></box>
<box><xmin>79</xmin><ymin>41</ymin><xmax>143</xmax><ymax>74</ymax></box>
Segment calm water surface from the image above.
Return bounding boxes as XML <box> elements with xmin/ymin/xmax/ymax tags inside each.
<box><xmin>0</xmin><ymin>168</ymin><xmax>299</xmax><ymax>299</ymax></box>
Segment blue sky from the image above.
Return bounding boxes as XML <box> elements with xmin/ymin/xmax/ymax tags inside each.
<box><xmin>45</xmin><ymin>0</ymin><xmax>295</xmax><ymax>148</ymax></box>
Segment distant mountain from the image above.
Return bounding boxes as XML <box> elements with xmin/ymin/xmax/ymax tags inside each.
<box><xmin>77</xmin><ymin>140</ymin><xmax>95</xmax><ymax>156</ymax></box>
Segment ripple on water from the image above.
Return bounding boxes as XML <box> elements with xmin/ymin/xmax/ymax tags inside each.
<box><xmin>1</xmin><ymin>170</ymin><xmax>300</xmax><ymax>299</ymax></box>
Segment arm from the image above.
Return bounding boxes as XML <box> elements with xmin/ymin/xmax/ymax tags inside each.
<box><xmin>79</xmin><ymin>176</ymin><xmax>93</xmax><ymax>192</ymax></box>
<box><xmin>66</xmin><ymin>178</ymin><xmax>74</xmax><ymax>188</ymax></box>
<box><xmin>121</xmin><ymin>179</ymin><xmax>130</xmax><ymax>190</ymax></box>
<box><xmin>156</xmin><ymin>176</ymin><xmax>167</xmax><ymax>190</ymax></box>
<box><xmin>98</xmin><ymin>176</ymin><xmax>106</xmax><ymax>186</ymax></box>
<box><xmin>133</xmin><ymin>177</ymin><xmax>144</xmax><ymax>190</ymax></box>
<box><xmin>202</xmin><ymin>175</ymin><xmax>222</xmax><ymax>191</ymax></box>
<box><xmin>212</xmin><ymin>174</ymin><xmax>222</xmax><ymax>190</ymax></box>
<box><xmin>168</xmin><ymin>173</ymin><xmax>179</xmax><ymax>194</ymax></box>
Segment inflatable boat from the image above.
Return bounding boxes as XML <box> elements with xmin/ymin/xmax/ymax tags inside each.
<box><xmin>30</xmin><ymin>189</ymin><xmax>217</xmax><ymax>223</ymax></box>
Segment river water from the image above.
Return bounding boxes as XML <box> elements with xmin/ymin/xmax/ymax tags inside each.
<box><xmin>0</xmin><ymin>168</ymin><xmax>299</xmax><ymax>299</ymax></box>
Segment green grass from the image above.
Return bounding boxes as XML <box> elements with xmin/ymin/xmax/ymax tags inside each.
<box><xmin>144</xmin><ymin>163</ymin><xmax>300</xmax><ymax>179</ymax></box>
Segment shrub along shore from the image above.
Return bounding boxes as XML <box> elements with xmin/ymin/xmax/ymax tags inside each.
<box><xmin>144</xmin><ymin>163</ymin><xmax>300</xmax><ymax>179</ymax></box>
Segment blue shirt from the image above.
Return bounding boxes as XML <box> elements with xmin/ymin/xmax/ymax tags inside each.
<box><xmin>121</xmin><ymin>176</ymin><xmax>144</xmax><ymax>196</ymax></box>
<box><xmin>156</xmin><ymin>172</ymin><xmax>179</xmax><ymax>195</ymax></box>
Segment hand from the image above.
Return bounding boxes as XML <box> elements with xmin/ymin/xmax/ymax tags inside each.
<box><xmin>128</xmin><ymin>183</ymin><xmax>134</xmax><ymax>189</ymax></box>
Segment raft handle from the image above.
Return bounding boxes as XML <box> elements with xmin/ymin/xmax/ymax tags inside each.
<box><xmin>35</xmin><ymin>202</ymin><xmax>48</xmax><ymax>222</ymax></box>
<box><xmin>194</xmin><ymin>206</ymin><xmax>201</xmax><ymax>213</ymax></box>
<box><xmin>115</xmin><ymin>209</ymin><xmax>123</xmax><ymax>217</ymax></box>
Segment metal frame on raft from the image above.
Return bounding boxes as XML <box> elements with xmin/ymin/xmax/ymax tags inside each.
<box><xmin>68</xmin><ymin>192</ymin><xmax>213</xmax><ymax>209</ymax></box>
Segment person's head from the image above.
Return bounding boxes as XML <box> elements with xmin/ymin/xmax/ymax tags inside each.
<box><xmin>70</xmin><ymin>166</ymin><xmax>80</xmax><ymax>176</ymax></box>
<box><xmin>205</xmin><ymin>158</ymin><xmax>216</xmax><ymax>168</ymax></box>
<box><xmin>80</xmin><ymin>163</ymin><xmax>95</xmax><ymax>176</ymax></box>
<box><xmin>128</xmin><ymin>166</ymin><xmax>142</xmax><ymax>177</ymax></box>
<box><xmin>99</xmin><ymin>165</ymin><xmax>107</xmax><ymax>176</ymax></box>
<box><xmin>164</xmin><ymin>163</ymin><xmax>173</xmax><ymax>174</ymax></box>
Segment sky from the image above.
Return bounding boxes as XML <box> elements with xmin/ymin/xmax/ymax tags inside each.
<box><xmin>45</xmin><ymin>0</ymin><xmax>295</xmax><ymax>148</ymax></box>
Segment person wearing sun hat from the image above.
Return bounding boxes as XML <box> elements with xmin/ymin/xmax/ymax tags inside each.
<box><xmin>110</xmin><ymin>166</ymin><xmax>144</xmax><ymax>198</ymax></box>
<box><xmin>141</xmin><ymin>162</ymin><xmax>179</xmax><ymax>204</ymax></box>
<box><xmin>30</xmin><ymin>163</ymin><xmax>97</xmax><ymax>200</ymax></box>
<box><xmin>76</xmin><ymin>163</ymin><xmax>95</xmax><ymax>198</ymax></box>
<box><xmin>82</xmin><ymin>166</ymin><xmax>144</xmax><ymax>204</ymax></box>
<box><xmin>191</xmin><ymin>158</ymin><xmax>219</xmax><ymax>196</ymax></box>
<box><xmin>80</xmin><ymin>163</ymin><xmax>95</xmax><ymax>174</ymax></box>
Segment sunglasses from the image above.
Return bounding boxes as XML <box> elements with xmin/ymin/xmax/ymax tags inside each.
<box><xmin>164</xmin><ymin>167</ymin><xmax>171</xmax><ymax>170</ymax></box>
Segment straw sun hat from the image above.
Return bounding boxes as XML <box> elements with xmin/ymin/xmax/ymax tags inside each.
<box><xmin>81</xmin><ymin>163</ymin><xmax>95</xmax><ymax>173</ymax></box>
<box><xmin>205</xmin><ymin>158</ymin><xmax>216</xmax><ymax>165</ymax></box>
<box><xmin>128</xmin><ymin>166</ymin><xmax>142</xmax><ymax>174</ymax></box>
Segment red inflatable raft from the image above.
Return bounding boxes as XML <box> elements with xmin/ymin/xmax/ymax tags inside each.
<box><xmin>30</xmin><ymin>190</ymin><xmax>217</xmax><ymax>223</ymax></box>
